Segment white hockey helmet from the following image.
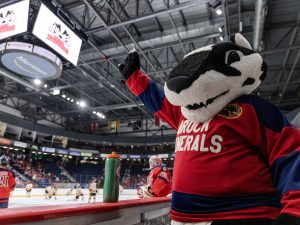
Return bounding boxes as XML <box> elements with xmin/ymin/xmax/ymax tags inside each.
<box><xmin>149</xmin><ymin>155</ymin><xmax>162</xmax><ymax>169</ymax></box>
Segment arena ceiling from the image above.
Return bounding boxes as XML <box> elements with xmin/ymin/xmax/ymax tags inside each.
<box><xmin>0</xmin><ymin>0</ymin><xmax>299</xmax><ymax>139</ymax></box>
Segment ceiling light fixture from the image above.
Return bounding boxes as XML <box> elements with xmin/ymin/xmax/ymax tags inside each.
<box><xmin>52</xmin><ymin>89</ymin><xmax>60</xmax><ymax>96</ymax></box>
<box><xmin>216</xmin><ymin>9</ymin><xmax>223</xmax><ymax>15</ymax></box>
<box><xmin>79</xmin><ymin>101</ymin><xmax>87</xmax><ymax>108</ymax></box>
<box><xmin>33</xmin><ymin>79</ymin><xmax>42</xmax><ymax>86</ymax></box>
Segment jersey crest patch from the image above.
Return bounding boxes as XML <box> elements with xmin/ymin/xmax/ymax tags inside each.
<box><xmin>218</xmin><ymin>104</ymin><xmax>242</xmax><ymax>119</ymax></box>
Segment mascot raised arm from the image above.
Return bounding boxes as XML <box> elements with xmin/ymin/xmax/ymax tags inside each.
<box><xmin>118</xmin><ymin>33</ymin><xmax>300</xmax><ymax>225</ymax></box>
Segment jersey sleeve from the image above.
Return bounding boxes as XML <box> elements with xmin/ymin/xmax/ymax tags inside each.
<box><xmin>246</xmin><ymin>96</ymin><xmax>300</xmax><ymax>220</ymax></box>
<box><xmin>150</xmin><ymin>167</ymin><xmax>171</xmax><ymax>197</ymax></box>
<box><xmin>126</xmin><ymin>70</ymin><xmax>182</xmax><ymax>130</ymax></box>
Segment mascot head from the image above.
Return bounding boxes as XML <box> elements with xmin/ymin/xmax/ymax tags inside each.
<box><xmin>164</xmin><ymin>33</ymin><xmax>267</xmax><ymax>123</ymax></box>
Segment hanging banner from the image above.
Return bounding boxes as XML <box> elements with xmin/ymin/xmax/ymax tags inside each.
<box><xmin>52</xmin><ymin>135</ymin><xmax>68</xmax><ymax>148</ymax></box>
<box><xmin>108</xmin><ymin>120</ymin><xmax>120</xmax><ymax>132</ymax></box>
<box><xmin>0</xmin><ymin>122</ymin><xmax>7</xmax><ymax>137</ymax></box>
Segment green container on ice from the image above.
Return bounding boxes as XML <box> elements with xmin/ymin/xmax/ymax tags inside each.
<box><xmin>103</xmin><ymin>152</ymin><xmax>121</xmax><ymax>202</ymax></box>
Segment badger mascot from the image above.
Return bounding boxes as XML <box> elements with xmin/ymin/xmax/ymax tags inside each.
<box><xmin>118</xmin><ymin>33</ymin><xmax>300</xmax><ymax>225</ymax></box>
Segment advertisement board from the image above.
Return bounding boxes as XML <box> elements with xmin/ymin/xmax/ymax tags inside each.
<box><xmin>0</xmin><ymin>137</ymin><xmax>12</xmax><ymax>145</ymax></box>
<box><xmin>41</xmin><ymin>147</ymin><xmax>55</xmax><ymax>153</ymax></box>
<box><xmin>81</xmin><ymin>152</ymin><xmax>92</xmax><ymax>157</ymax></box>
<box><xmin>0</xmin><ymin>42</ymin><xmax>62</xmax><ymax>79</ymax></box>
<box><xmin>129</xmin><ymin>155</ymin><xmax>140</xmax><ymax>159</ymax></box>
<box><xmin>69</xmin><ymin>151</ymin><xmax>80</xmax><ymax>156</ymax></box>
<box><xmin>13</xmin><ymin>141</ymin><xmax>27</xmax><ymax>148</ymax></box>
<box><xmin>32</xmin><ymin>4</ymin><xmax>82</xmax><ymax>65</ymax></box>
<box><xmin>119</xmin><ymin>154</ymin><xmax>127</xmax><ymax>159</ymax></box>
<box><xmin>56</xmin><ymin>149</ymin><xmax>69</xmax><ymax>155</ymax></box>
<box><xmin>0</xmin><ymin>0</ymin><xmax>30</xmax><ymax>40</ymax></box>
<box><xmin>30</xmin><ymin>145</ymin><xmax>39</xmax><ymax>150</ymax></box>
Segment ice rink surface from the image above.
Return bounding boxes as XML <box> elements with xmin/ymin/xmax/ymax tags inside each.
<box><xmin>9</xmin><ymin>189</ymin><xmax>138</xmax><ymax>208</ymax></box>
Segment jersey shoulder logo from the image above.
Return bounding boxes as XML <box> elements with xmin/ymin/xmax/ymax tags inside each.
<box><xmin>218</xmin><ymin>104</ymin><xmax>242</xmax><ymax>119</ymax></box>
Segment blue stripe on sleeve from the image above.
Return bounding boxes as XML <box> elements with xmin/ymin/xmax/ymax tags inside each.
<box><xmin>0</xmin><ymin>202</ymin><xmax>8</xmax><ymax>208</ymax></box>
<box><xmin>271</xmin><ymin>150</ymin><xmax>300</xmax><ymax>196</ymax></box>
<box><xmin>171</xmin><ymin>191</ymin><xmax>281</xmax><ymax>214</ymax></box>
<box><xmin>235</xmin><ymin>95</ymin><xmax>290</xmax><ymax>133</ymax></box>
<box><xmin>138</xmin><ymin>81</ymin><xmax>165</xmax><ymax>113</ymax></box>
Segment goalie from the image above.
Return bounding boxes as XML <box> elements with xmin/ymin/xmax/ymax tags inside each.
<box><xmin>137</xmin><ymin>155</ymin><xmax>171</xmax><ymax>198</ymax></box>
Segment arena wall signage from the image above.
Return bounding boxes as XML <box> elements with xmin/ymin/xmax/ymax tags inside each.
<box><xmin>32</xmin><ymin>3</ymin><xmax>82</xmax><ymax>66</ymax></box>
<box><xmin>0</xmin><ymin>42</ymin><xmax>62</xmax><ymax>79</ymax></box>
<box><xmin>56</xmin><ymin>149</ymin><xmax>69</xmax><ymax>155</ymax></box>
<box><xmin>0</xmin><ymin>137</ymin><xmax>12</xmax><ymax>145</ymax></box>
<box><xmin>80</xmin><ymin>152</ymin><xmax>93</xmax><ymax>157</ymax></box>
<box><xmin>30</xmin><ymin>145</ymin><xmax>39</xmax><ymax>150</ymax></box>
<box><xmin>119</xmin><ymin>154</ymin><xmax>127</xmax><ymax>159</ymax></box>
<box><xmin>158</xmin><ymin>154</ymin><xmax>169</xmax><ymax>158</ymax></box>
<box><xmin>41</xmin><ymin>147</ymin><xmax>55</xmax><ymax>153</ymax></box>
<box><xmin>69</xmin><ymin>151</ymin><xmax>81</xmax><ymax>156</ymax></box>
<box><xmin>129</xmin><ymin>155</ymin><xmax>140</xmax><ymax>159</ymax></box>
<box><xmin>13</xmin><ymin>141</ymin><xmax>27</xmax><ymax>148</ymax></box>
<box><xmin>0</xmin><ymin>0</ymin><xmax>29</xmax><ymax>41</ymax></box>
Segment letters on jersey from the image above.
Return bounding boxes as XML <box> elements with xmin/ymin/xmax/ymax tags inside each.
<box><xmin>175</xmin><ymin>120</ymin><xmax>223</xmax><ymax>153</ymax></box>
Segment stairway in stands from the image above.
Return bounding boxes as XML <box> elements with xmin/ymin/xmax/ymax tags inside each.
<box><xmin>57</xmin><ymin>164</ymin><xmax>76</xmax><ymax>183</ymax></box>
<box><xmin>9</xmin><ymin>166</ymin><xmax>29</xmax><ymax>185</ymax></box>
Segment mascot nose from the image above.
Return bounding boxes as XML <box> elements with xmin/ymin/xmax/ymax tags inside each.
<box><xmin>166</xmin><ymin>76</ymin><xmax>195</xmax><ymax>94</ymax></box>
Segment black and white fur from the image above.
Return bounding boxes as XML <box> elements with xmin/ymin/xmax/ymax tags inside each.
<box><xmin>164</xmin><ymin>33</ymin><xmax>266</xmax><ymax>123</ymax></box>
<box><xmin>0</xmin><ymin>10</ymin><xmax>16</xmax><ymax>24</ymax></box>
<box><xmin>48</xmin><ymin>22</ymin><xmax>71</xmax><ymax>47</ymax></box>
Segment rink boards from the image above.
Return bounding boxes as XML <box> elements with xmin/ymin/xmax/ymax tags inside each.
<box><xmin>9</xmin><ymin>188</ymin><xmax>138</xmax><ymax>208</ymax></box>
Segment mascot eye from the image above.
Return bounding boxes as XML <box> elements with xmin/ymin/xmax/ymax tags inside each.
<box><xmin>225</xmin><ymin>50</ymin><xmax>243</xmax><ymax>64</ymax></box>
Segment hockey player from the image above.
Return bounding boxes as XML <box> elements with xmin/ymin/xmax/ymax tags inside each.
<box><xmin>25</xmin><ymin>182</ymin><xmax>33</xmax><ymax>198</ymax></box>
<box><xmin>137</xmin><ymin>155</ymin><xmax>171</xmax><ymax>198</ymax></box>
<box><xmin>52</xmin><ymin>184</ymin><xmax>58</xmax><ymax>200</ymax></box>
<box><xmin>119</xmin><ymin>184</ymin><xmax>124</xmax><ymax>193</ymax></box>
<box><xmin>88</xmin><ymin>178</ymin><xmax>97</xmax><ymax>203</ymax></box>
<box><xmin>74</xmin><ymin>186</ymin><xmax>84</xmax><ymax>201</ymax></box>
<box><xmin>119</xmin><ymin>34</ymin><xmax>300</xmax><ymax>225</ymax></box>
<box><xmin>0</xmin><ymin>155</ymin><xmax>16</xmax><ymax>208</ymax></box>
<box><xmin>66</xmin><ymin>186</ymin><xmax>74</xmax><ymax>196</ymax></box>
<box><xmin>44</xmin><ymin>185</ymin><xmax>52</xmax><ymax>199</ymax></box>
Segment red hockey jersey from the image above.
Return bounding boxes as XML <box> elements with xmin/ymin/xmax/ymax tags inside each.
<box><xmin>126</xmin><ymin>70</ymin><xmax>300</xmax><ymax>223</ymax></box>
<box><xmin>0</xmin><ymin>168</ymin><xmax>16</xmax><ymax>208</ymax></box>
<box><xmin>147</xmin><ymin>165</ymin><xmax>171</xmax><ymax>197</ymax></box>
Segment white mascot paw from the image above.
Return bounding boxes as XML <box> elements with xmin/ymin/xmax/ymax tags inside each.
<box><xmin>137</xmin><ymin>186</ymin><xmax>154</xmax><ymax>198</ymax></box>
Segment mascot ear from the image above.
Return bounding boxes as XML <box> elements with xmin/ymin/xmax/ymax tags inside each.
<box><xmin>230</xmin><ymin>33</ymin><xmax>252</xmax><ymax>50</ymax></box>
